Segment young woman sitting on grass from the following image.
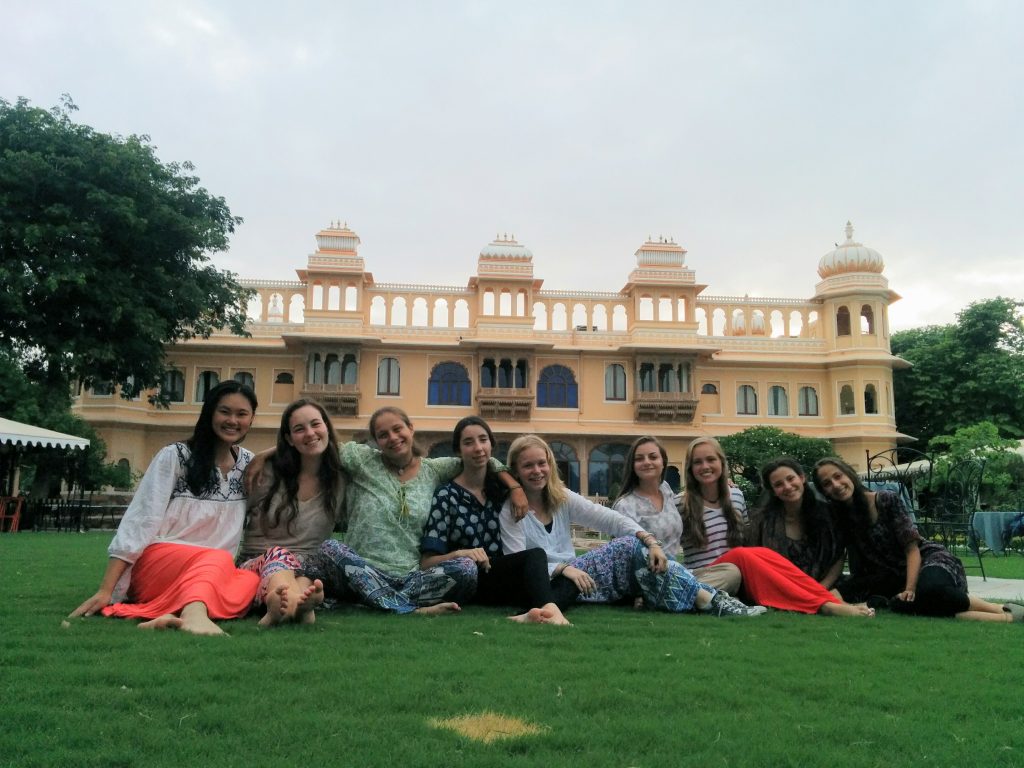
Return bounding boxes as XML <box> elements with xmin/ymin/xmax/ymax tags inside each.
<box><xmin>611</xmin><ymin>435</ymin><xmax>741</xmax><ymax>596</ymax></box>
<box><xmin>250</xmin><ymin>406</ymin><xmax>527</xmax><ymax>615</ymax></box>
<box><xmin>679</xmin><ymin>438</ymin><xmax>873</xmax><ymax>618</ymax></box>
<box><xmin>752</xmin><ymin>457</ymin><xmax>846</xmax><ymax>589</ymax></box>
<box><xmin>419</xmin><ymin>416</ymin><xmax>576</xmax><ymax>625</ymax></box>
<box><xmin>813</xmin><ymin>456</ymin><xmax>1023</xmax><ymax>622</ymax></box>
<box><xmin>499</xmin><ymin>434</ymin><xmax>763</xmax><ymax>617</ymax></box>
<box><xmin>236</xmin><ymin>399</ymin><xmax>346</xmax><ymax>626</ymax></box>
<box><xmin>70</xmin><ymin>381</ymin><xmax>262</xmax><ymax>636</ymax></box>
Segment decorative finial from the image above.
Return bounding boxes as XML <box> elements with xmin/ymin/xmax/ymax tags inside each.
<box><xmin>845</xmin><ymin>221</ymin><xmax>854</xmax><ymax>242</ymax></box>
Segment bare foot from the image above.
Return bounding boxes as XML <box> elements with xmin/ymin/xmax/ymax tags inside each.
<box><xmin>259</xmin><ymin>584</ymin><xmax>291</xmax><ymax>627</ymax></box>
<box><xmin>820</xmin><ymin>601</ymin><xmax>875</xmax><ymax>618</ymax></box>
<box><xmin>508</xmin><ymin>604</ymin><xmax>572</xmax><ymax>626</ymax></box>
<box><xmin>293</xmin><ymin>579</ymin><xmax>324</xmax><ymax>625</ymax></box>
<box><xmin>414</xmin><ymin>602</ymin><xmax>461</xmax><ymax>616</ymax></box>
<box><xmin>508</xmin><ymin>607</ymin><xmax>547</xmax><ymax>623</ymax></box>
<box><xmin>138</xmin><ymin>614</ymin><xmax>184</xmax><ymax>631</ymax></box>
<box><xmin>179</xmin><ymin>602</ymin><xmax>228</xmax><ymax>636</ymax></box>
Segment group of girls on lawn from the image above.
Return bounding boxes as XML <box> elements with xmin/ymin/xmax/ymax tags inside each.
<box><xmin>71</xmin><ymin>383</ymin><xmax>1022</xmax><ymax>633</ymax></box>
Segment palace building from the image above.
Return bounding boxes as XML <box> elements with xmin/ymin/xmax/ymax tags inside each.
<box><xmin>75</xmin><ymin>220</ymin><xmax>906</xmax><ymax>495</ymax></box>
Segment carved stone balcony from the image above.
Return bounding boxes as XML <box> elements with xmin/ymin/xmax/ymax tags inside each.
<box><xmin>634</xmin><ymin>391</ymin><xmax>699</xmax><ymax>423</ymax></box>
<box><xmin>300</xmin><ymin>382</ymin><xmax>361</xmax><ymax>416</ymax></box>
<box><xmin>476</xmin><ymin>387</ymin><xmax>533</xmax><ymax>421</ymax></box>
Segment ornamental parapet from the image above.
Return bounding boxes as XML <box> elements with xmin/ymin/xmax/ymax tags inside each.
<box><xmin>475</xmin><ymin>388</ymin><xmax>534</xmax><ymax>420</ymax></box>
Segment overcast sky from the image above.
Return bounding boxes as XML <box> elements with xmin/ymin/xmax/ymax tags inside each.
<box><xmin>4</xmin><ymin>1</ymin><xmax>1022</xmax><ymax>330</ymax></box>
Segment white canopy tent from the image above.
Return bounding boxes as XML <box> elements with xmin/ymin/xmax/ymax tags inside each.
<box><xmin>0</xmin><ymin>417</ymin><xmax>90</xmax><ymax>495</ymax></box>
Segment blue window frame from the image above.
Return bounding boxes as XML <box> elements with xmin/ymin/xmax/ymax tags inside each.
<box><xmin>537</xmin><ymin>365</ymin><xmax>578</xmax><ymax>408</ymax></box>
<box><xmin>428</xmin><ymin>362</ymin><xmax>471</xmax><ymax>406</ymax></box>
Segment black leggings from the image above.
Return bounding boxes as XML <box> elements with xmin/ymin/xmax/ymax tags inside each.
<box><xmin>475</xmin><ymin>548</ymin><xmax>579</xmax><ymax>612</ymax></box>
<box><xmin>839</xmin><ymin>566</ymin><xmax>969</xmax><ymax>617</ymax></box>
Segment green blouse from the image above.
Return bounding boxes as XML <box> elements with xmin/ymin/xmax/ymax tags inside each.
<box><xmin>339</xmin><ymin>442</ymin><xmax>504</xmax><ymax>575</ymax></box>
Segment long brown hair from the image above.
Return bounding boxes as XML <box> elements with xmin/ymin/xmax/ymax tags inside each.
<box><xmin>255</xmin><ymin>398</ymin><xmax>345</xmax><ymax>535</ymax></box>
<box><xmin>681</xmin><ymin>436</ymin><xmax>745</xmax><ymax>550</ymax></box>
<box><xmin>614</xmin><ymin>435</ymin><xmax>667</xmax><ymax>504</ymax></box>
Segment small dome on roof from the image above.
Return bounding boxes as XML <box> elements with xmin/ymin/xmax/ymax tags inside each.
<box><xmin>818</xmin><ymin>222</ymin><xmax>884</xmax><ymax>278</ymax></box>
<box><xmin>480</xmin><ymin>233</ymin><xmax>532</xmax><ymax>259</ymax></box>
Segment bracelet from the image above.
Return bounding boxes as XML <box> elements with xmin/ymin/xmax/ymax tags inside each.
<box><xmin>508</xmin><ymin>484</ymin><xmax>522</xmax><ymax>490</ymax></box>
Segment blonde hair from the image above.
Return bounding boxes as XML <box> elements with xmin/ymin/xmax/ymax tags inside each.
<box><xmin>507</xmin><ymin>434</ymin><xmax>568</xmax><ymax>510</ymax></box>
<box><xmin>681</xmin><ymin>436</ymin><xmax>746</xmax><ymax>550</ymax></box>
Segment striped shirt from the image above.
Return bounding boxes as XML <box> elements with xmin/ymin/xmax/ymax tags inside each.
<box><xmin>681</xmin><ymin>486</ymin><xmax>747</xmax><ymax>571</ymax></box>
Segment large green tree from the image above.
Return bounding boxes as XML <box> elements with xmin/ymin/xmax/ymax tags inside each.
<box><xmin>0</xmin><ymin>96</ymin><xmax>251</xmax><ymax>401</ymax></box>
<box><xmin>891</xmin><ymin>298</ymin><xmax>1024</xmax><ymax>446</ymax></box>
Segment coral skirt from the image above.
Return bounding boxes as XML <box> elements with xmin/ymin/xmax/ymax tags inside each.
<box><xmin>714</xmin><ymin>546</ymin><xmax>840</xmax><ymax>614</ymax></box>
<box><xmin>103</xmin><ymin>542</ymin><xmax>259</xmax><ymax>620</ymax></box>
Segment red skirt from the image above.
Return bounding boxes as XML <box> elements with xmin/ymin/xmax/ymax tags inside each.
<box><xmin>713</xmin><ymin>546</ymin><xmax>839</xmax><ymax>614</ymax></box>
<box><xmin>103</xmin><ymin>542</ymin><xmax>259</xmax><ymax>620</ymax></box>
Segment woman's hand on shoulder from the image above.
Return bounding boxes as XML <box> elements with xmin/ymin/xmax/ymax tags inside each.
<box><xmin>69</xmin><ymin>590</ymin><xmax>112</xmax><ymax>618</ymax></box>
<box><xmin>244</xmin><ymin>449</ymin><xmax>274</xmax><ymax>495</ymax></box>
<box><xmin>509</xmin><ymin>487</ymin><xmax>529</xmax><ymax>521</ymax></box>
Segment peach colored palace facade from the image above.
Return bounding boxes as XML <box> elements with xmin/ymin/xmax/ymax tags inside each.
<box><xmin>75</xmin><ymin>221</ymin><xmax>907</xmax><ymax>495</ymax></box>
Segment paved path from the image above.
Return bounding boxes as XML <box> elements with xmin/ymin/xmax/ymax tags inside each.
<box><xmin>966</xmin><ymin>575</ymin><xmax>1024</xmax><ymax>601</ymax></box>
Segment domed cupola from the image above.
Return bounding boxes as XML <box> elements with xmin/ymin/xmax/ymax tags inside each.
<box><xmin>479</xmin><ymin>233</ymin><xmax>533</xmax><ymax>260</ymax></box>
<box><xmin>817</xmin><ymin>221</ymin><xmax>884</xmax><ymax>278</ymax></box>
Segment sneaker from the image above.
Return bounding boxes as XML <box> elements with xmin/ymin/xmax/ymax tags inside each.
<box><xmin>701</xmin><ymin>590</ymin><xmax>767</xmax><ymax>617</ymax></box>
<box><xmin>1002</xmin><ymin>602</ymin><xmax>1024</xmax><ymax>622</ymax></box>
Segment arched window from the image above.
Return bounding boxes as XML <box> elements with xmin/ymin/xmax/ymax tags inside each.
<box><xmin>864</xmin><ymin>383</ymin><xmax>878</xmax><ymax>414</ymax></box>
<box><xmin>325</xmin><ymin>354</ymin><xmax>342</xmax><ymax>385</ymax></box>
<box><xmin>537</xmin><ymin>365</ymin><xmax>578</xmax><ymax>409</ymax></box>
<box><xmin>798</xmin><ymin>386</ymin><xmax>819</xmax><ymax>416</ymax></box>
<box><xmin>162</xmin><ymin>370</ymin><xmax>185</xmax><ymax>403</ymax></box>
<box><xmin>550</xmin><ymin>441</ymin><xmax>580</xmax><ymax>493</ymax></box>
<box><xmin>428</xmin><ymin>362</ymin><xmax>471</xmax><ymax>406</ymax></box>
<box><xmin>839</xmin><ymin>384</ymin><xmax>856</xmax><ymax>415</ymax></box>
<box><xmin>275</xmin><ymin>371</ymin><xmax>294</xmax><ymax>384</ymax></box>
<box><xmin>372</xmin><ymin>358</ymin><xmax>397</xmax><ymax>396</ymax></box>
<box><xmin>195</xmin><ymin>370</ymin><xmax>220</xmax><ymax>402</ymax></box>
<box><xmin>605</xmin><ymin>364</ymin><xmax>626</xmax><ymax>401</ymax></box>
<box><xmin>588</xmin><ymin>443</ymin><xmax>631</xmax><ymax>498</ymax></box>
<box><xmin>701</xmin><ymin>383</ymin><xmax>718</xmax><ymax>395</ymax></box>
<box><xmin>861</xmin><ymin>304</ymin><xmax>875</xmax><ymax>334</ymax></box>
<box><xmin>341</xmin><ymin>353</ymin><xmax>358</xmax><ymax>385</ymax></box>
<box><xmin>836</xmin><ymin>306</ymin><xmax>851</xmax><ymax>336</ymax></box>
<box><xmin>638</xmin><ymin>363</ymin><xmax>655</xmax><ymax>393</ymax></box>
<box><xmin>736</xmin><ymin>385</ymin><xmax>758</xmax><ymax>415</ymax></box>
<box><xmin>233</xmin><ymin>371</ymin><xmax>255</xmax><ymax>390</ymax></box>
<box><xmin>480</xmin><ymin>358</ymin><xmax>496</xmax><ymax>388</ymax></box>
<box><xmin>767</xmin><ymin>385</ymin><xmax>789</xmax><ymax>416</ymax></box>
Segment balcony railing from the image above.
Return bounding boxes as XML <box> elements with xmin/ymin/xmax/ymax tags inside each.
<box><xmin>300</xmin><ymin>382</ymin><xmax>361</xmax><ymax>416</ymax></box>
<box><xmin>634</xmin><ymin>390</ymin><xmax>699</xmax><ymax>423</ymax></box>
<box><xmin>475</xmin><ymin>387</ymin><xmax>533</xmax><ymax>421</ymax></box>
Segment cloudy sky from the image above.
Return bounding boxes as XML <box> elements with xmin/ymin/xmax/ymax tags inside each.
<box><xmin>4</xmin><ymin>1</ymin><xmax>1022</xmax><ymax>330</ymax></box>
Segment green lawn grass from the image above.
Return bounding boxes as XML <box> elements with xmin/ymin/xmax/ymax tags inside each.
<box><xmin>3</xmin><ymin>532</ymin><xmax>1024</xmax><ymax>768</ymax></box>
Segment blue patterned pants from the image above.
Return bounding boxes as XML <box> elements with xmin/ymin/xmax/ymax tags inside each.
<box><xmin>568</xmin><ymin>536</ymin><xmax>712</xmax><ymax>612</ymax></box>
<box><xmin>303</xmin><ymin>539</ymin><xmax>478</xmax><ymax>615</ymax></box>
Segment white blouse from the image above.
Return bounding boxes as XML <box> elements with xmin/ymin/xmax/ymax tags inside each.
<box><xmin>107</xmin><ymin>443</ymin><xmax>253</xmax><ymax>600</ymax></box>
<box><xmin>499</xmin><ymin>490</ymin><xmax>642</xmax><ymax>575</ymax></box>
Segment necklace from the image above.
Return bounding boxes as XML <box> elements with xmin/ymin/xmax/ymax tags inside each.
<box><xmin>387</xmin><ymin>456</ymin><xmax>417</xmax><ymax>477</ymax></box>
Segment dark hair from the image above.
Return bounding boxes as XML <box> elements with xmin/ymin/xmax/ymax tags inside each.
<box><xmin>255</xmin><ymin>398</ymin><xmax>345</xmax><ymax>535</ymax></box>
<box><xmin>185</xmin><ymin>380</ymin><xmax>258</xmax><ymax>496</ymax></box>
<box><xmin>812</xmin><ymin>456</ymin><xmax>871</xmax><ymax>531</ymax></box>
<box><xmin>368</xmin><ymin>406</ymin><xmax>424</xmax><ymax>457</ymax></box>
<box><xmin>755</xmin><ymin>456</ymin><xmax>822</xmax><ymax>545</ymax></box>
<box><xmin>615</xmin><ymin>435</ymin><xmax>667</xmax><ymax>503</ymax></box>
<box><xmin>451</xmin><ymin>415</ymin><xmax>506</xmax><ymax>506</ymax></box>
<box><xmin>681</xmin><ymin>436</ymin><xmax>745</xmax><ymax>550</ymax></box>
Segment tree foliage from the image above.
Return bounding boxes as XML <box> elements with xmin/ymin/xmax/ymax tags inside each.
<box><xmin>718</xmin><ymin>426</ymin><xmax>835</xmax><ymax>505</ymax></box>
<box><xmin>929</xmin><ymin>421</ymin><xmax>1024</xmax><ymax>509</ymax></box>
<box><xmin>0</xmin><ymin>96</ymin><xmax>252</xmax><ymax>400</ymax></box>
<box><xmin>891</xmin><ymin>298</ymin><xmax>1024</xmax><ymax>446</ymax></box>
